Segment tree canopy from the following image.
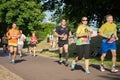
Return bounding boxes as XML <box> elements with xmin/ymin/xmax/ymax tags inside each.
<box><xmin>43</xmin><ymin>0</ymin><xmax>120</xmax><ymax>31</ymax></box>
<box><xmin>1</xmin><ymin>0</ymin><xmax>120</xmax><ymax>37</ymax></box>
<box><xmin>0</xmin><ymin>0</ymin><xmax>45</xmax><ymax>37</ymax></box>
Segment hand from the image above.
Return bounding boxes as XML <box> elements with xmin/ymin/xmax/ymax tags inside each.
<box><xmin>107</xmin><ymin>36</ymin><xmax>111</xmax><ymax>39</ymax></box>
<box><xmin>116</xmin><ymin>37</ymin><xmax>118</xmax><ymax>40</ymax></box>
<box><xmin>59</xmin><ymin>35</ymin><xmax>64</xmax><ymax>38</ymax></box>
<box><xmin>63</xmin><ymin>34</ymin><xmax>67</xmax><ymax>40</ymax></box>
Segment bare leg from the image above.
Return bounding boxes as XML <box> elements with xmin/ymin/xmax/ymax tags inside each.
<box><xmin>85</xmin><ymin>59</ymin><xmax>89</xmax><ymax>70</ymax></box>
<box><xmin>100</xmin><ymin>53</ymin><xmax>106</xmax><ymax>65</ymax></box>
<box><xmin>111</xmin><ymin>50</ymin><xmax>116</xmax><ymax>66</ymax></box>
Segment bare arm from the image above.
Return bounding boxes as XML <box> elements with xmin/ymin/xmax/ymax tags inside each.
<box><xmin>54</xmin><ymin>32</ymin><xmax>63</xmax><ymax>38</ymax></box>
<box><xmin>98</xmin><ymin>32</ymin><xmax>110</xmax><ymax>39</ymax></box>
<box><xmin>114</xmin><ymin>32</ymin><xmax>118</xmax><ymax>40</ymax></box>
<box><xmin>69</xmin><ymin>31</ymin><xmax>72</xmax><ymax>38</ymax></box>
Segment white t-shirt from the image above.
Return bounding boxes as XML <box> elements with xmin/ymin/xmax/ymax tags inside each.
<box><xmin>18</xmin><ymin>34</ymin><xmax>26</xmax><ymax>45</ymax></box>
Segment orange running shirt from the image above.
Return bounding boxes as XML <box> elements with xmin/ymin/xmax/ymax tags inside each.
<box><xmin>7</xmin><ymin>29</ymin><xmax>20</xmax><ymax>46</ymax></box>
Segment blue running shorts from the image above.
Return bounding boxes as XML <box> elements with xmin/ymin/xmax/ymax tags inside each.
<box><xmin>101</xmin><ymin>39</ymin><xmax>116</xmax><ymax>53</ymax></box>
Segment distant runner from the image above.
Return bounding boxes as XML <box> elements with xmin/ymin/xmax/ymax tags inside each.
<box><xmin>26</xmin><ymin>34</ymin><xmax>31</xmax><ymax>53</ymax></box>
<box><xmin>30</xmin><ymin>32</ymin><xmax>38</xmax><ymax>57</ymax></box>
<box><xmin>18</xmin><ymin>30</ymin><xmax>26</xmax><ymax>57</ymax></box>
<box><xmin>2</xmin><ymin>34</ymin><xmax>8</xmax><ymax>53</ymax></box>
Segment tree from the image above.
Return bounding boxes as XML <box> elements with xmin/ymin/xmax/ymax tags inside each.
<box><xmin>0</xmin><ymin>0</ymin><xmax>45</xmax><ymax>35</ymax></box>
<box><xmin>42</xmin><ymin>0</ymin><xmax>120</xmax><ymax>30</ymax></box>
<box><xmin>36</xmin><ymin>22</ymin><xmax>57</xmax><ymax>39</ymax></box>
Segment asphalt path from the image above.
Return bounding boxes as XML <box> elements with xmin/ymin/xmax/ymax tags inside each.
<box><xmin>0</xmin><ymin>50</ymin><xmax>120</xmax><ymax>80</ymax></box>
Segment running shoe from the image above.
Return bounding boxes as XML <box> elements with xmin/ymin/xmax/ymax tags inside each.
<box><xmin>111</xmin><ymin>66</ymin><xmax>119</xmax><ymax>73</ymax></box>
<box><xmin>65</xmin><ymin>61</ymin><xmax>69</xmax><ymax>66</ymax></box>
<box><xmin>20</xmin><ymin>55</ymin><xmax>22</xmax><ymax>58</ymax></box>
<box><xmin>12</xmin><ymin>60</ymin><xmax>15</xmax><ymax>65</ymax></box>
<box><xmin>85</xmin><ymin>69</ymin><xmax>90</xmax><ymax>74</ymax></box>
<box><xmin>58</xmin><ymin>60</ymin><xmax>62</xmax><ymax>64</ymax></box>
<box><xmin>100</xmin><ymin>64</ymin><xmax>105</xmax><ymax>72</ymax></box>
<box><xmin>71</xmin><ymin>60</ymin><xmax>76</xmax><ymax>71</ymax></box>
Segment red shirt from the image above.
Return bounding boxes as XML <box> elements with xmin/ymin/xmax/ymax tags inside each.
<box><xmin>30</xmin><ymin>36</ymin><xmax>38</xmax><ymax>44</ymax></box>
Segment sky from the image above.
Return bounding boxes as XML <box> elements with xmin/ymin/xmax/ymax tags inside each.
<box><xmin>43</xmin><ymin>11</ymin><xmax>54</xmax><ymax>23</ymax></box>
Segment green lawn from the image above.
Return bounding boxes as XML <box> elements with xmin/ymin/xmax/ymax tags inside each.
<box><xmin>37</xmin><ymin>35</ymin><xmax>120</xmax><ymax>68</ymax></box>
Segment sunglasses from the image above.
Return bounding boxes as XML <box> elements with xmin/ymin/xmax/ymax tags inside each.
<box><xmin>82</xmin><ymin>20</ymin><xmax>88</xmax><ymax>21</ymax></box>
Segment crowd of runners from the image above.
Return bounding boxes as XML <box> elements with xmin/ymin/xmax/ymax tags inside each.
<box><xmin>1</xmin><ymin>22</ymin><xmax>38</xmax><ymax>64</ymax></box>
<box><xmin>54</xmin><ymin>14</ymin><xmax>119</xmax><ymax>74</ymax></box>
<box><xmin>0</xmin><ymin>14</ymin><xmax>119</xmax><ymax>74</ymax></box>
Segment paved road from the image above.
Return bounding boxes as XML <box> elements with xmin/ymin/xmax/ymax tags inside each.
<box><xmin>0</xmin><ymin>51</ymin><xmax>120</xmax><ymax>80</ymax></box>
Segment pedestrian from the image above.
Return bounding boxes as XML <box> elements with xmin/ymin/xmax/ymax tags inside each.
<box><xmin>26</xmin><ymin>34</ymin><xmax>30</xmax><ymax>53</ymax></box>
<box><xmin>18</xmin><ymin>30</ymin><xmax>26</xmax><ymax>57</ymax></box>
<box><xmin>54</xmin><ymin>19</ymin><xmax>72</xmax><ymax>66</ymax></box>
<box><xmin>2</xmin><ymin>34</ymin><xmax>8</xmax><ymax>53</ymax></box>
<box><xmin>99</xmin><ymin>14</ymin><xmax>119</xmax><ymax>72</ymax></box>
<box><xmin>71</xmin><ymin>17</ymin><xmax>91</xmax><ymax>74</ymax></box>
<box><xmin>30</xmin><ymin>32</ymin><xmax>38</xmax><ymax>57</ymax></box>
<box><xmin>6</xmin><ymin>22</ymin><xmax>20</xmax><ymax>64</ymax></box>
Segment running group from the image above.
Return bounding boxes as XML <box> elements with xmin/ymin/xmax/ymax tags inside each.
<box><xmin>1</xmin><ymin>14</ymin><xmax>119</xmax><ymax>74</ymax></box>
<box><xmin>2</xmin><ymin>22</ymin><xmax>38</xmax><ymax>65</ymax></box>
<box><xmin>54</xmin><ymin>14</ymin><xmax>119</xmax><ymax>74</ymax></box>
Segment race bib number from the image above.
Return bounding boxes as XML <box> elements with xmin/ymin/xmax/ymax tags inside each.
<box><xmin>81</xmin><ymin>38</ymin><xmax>88</xmax><ymax>42</ymax></box>
<box><xmin>108</xmin><ymin>38</ymin><xmax>115</xmax><ymax>43</ymax></box>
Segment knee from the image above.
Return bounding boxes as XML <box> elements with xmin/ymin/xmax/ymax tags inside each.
<box><xmin>102</xmin><ymin>54</ymin><xmax>106</xmax><ymax>57</ymax></box>
<box><xmin>112</xmin><ymin>54</ymin><xmax>116</xmax><ymax>57</ymax></box>
<box><xmin>10</xmin><ymin>51</ymin><xmax>14</xmax><ymax>53</ymax></box>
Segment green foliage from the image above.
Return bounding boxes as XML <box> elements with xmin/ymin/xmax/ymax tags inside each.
<box><xmin>36</xmin><ymin>23</ymin><xmax>57</xmax><ymax>39</ymax></box>
<box><xmin>0</xmin><ymin>0</ymin><xmax>45</xmax><ymax>35</ymax></box>
<box><xmin>43</xmin><ymin>0</ymin><xmax>120</xmax><ymax>29</ymax></box>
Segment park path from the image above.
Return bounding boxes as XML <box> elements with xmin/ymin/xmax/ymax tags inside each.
<box><xmin>0</xmin><ymin>51</ymin><xmax>120</xmax><ymax>80</ymax></box>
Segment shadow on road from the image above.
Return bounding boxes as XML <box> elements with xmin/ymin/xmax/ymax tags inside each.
<box><xmin>75</xmin><ymin>64</ymin><xmax>85</xmax><ymax>72</ymax></box>
<box><xmin>98</xmin><ymin>73</ymin><xmax>120</xmax><ymax>80</ymax></box>
<box><xmin>90</xmin><ymin>64</ymin><xmax>111</xmax><ymax>72</ymax></box>
<box><xmin>15</xmin><ymin>59</ymin><xmax>27</xmax><ymax>63</ymax></box>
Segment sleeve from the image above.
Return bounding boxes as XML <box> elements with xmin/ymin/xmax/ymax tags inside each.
<box><xmin>23</xmin><ymin>34</ymin><xmax>26</xmax><ymax>39</ymax></box>
<box><xmin>55</xmin><ymin>27</ymin><xmax>60</xmax><ymax>34</ymax></box>
<box><xmin>114</xmin><ymin>24</ymin><xmax>117</xmax><ymax>32</ymax></box>
<box><xmin>88</xmin><ymin>26</ymin><xmax>90</xmax><ymax>31</ymax></box>
<box><xmin>76</xmin><ymin>26</ymin><xmax>81</xmax><ymax>34</ymax></box>
<box><xmin>6</xmin><ymin>30</ymin><xmax>10</xmax><ymax>36</ymax></box>
<box><xmin>99</xmin><ymin>24</ymin><xmax>105</xmax><ymax>33</ymax></box>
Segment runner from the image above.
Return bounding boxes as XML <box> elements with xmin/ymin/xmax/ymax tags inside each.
<box><xmin>6</xmin><ymin>22</ymin><xmax>20</xmax><ymax>64</ymax></box>
<box><xmin>18</xmin><ymin>30</ymin><xmax>26</xmax><ymax>57</ymax></box>
<box><xmin>54</xmin><ymin>19</ymin><xmax>72</xmax><ymax>66</ymax></box>
<box><xmin>2</xmin><ymin>34</ymin><xmax>8</xmax><ymax>53</ymax></box>
<box><xmin>30</xmin><ymin>32</ymin><xmax>38</xmax><ymax>57</ymax></box>
<box><xmin>26</xmin><ymin>34</ymin><xmax>31</xmax><ymax>53</ymax></box>
<box><xmin>99</xmin><ymin>14</ymin><xmax>119</xmax><ymax>72</ymax></box>
<box><xmin>71</xmin><ymin>17</ymin><xmax>91</xmax><ymax>74</ymax></box>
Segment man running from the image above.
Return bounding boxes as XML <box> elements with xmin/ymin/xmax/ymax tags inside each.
<box><xmin>26</xmin><ymin>34</ymin><xmax>30</xmax><ymax>53</ymax></box>
<box><xmin>6</xmin><ymin>22</ymin><xmax>20</xmax><ymax>64</ymax></box>
<box><xmin>99</xmin><ymin>14</ymin><xmax>119</xmax><ymax>72</ymax></box>
<box><xmin>54</xmin><ymin>19</ymin><xmax>72</xmax><ymax>66</ymax></box>
<box><xmin>18</xmin><ymin>30</ymin><xmax>26</xmax><ymax>57</ymax></box>
<box><xmin>2</xmin><ymin>34</ymin><xmax>8</xmax><ymax>53</ymax></box>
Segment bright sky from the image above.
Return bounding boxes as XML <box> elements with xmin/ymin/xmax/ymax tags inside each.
<box><xmin>43</xmin><ymin>11</ymin><xmax>54</xmax><ymax>23</ymax></box>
